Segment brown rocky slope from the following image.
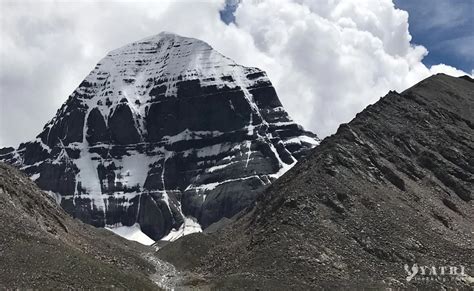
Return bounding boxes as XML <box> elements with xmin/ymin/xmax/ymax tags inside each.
<box><xmin>0</xmin><ymin>162</ymin><xmax>158</xmax><ymax>289</ymax></box>
<box><xmin>159</xmin><ymin>74</ymin><xmax>474</xmax><ymax>289</ymax></box>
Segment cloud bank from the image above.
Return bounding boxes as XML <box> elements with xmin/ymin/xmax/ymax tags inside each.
<box><xmin>0</xmin><ymin>0</ymin><xmax>471</xmax><ymax>147</ymax></box>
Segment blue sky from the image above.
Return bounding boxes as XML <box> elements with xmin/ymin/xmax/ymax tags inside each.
<box><xmin>394</xmin><ymin>0</ymin><xmax>473</xmax><ymax>74</ymax></box>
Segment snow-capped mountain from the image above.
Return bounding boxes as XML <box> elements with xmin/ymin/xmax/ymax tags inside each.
<box><xmin>0</xmin><ymin>32</ymin><xmax>319</xmax><ymax>240</ymax></box>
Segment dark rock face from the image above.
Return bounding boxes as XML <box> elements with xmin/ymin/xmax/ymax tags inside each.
<box><xmin>0</xmin><ymin>32</ymin><xmax>318</xmax><ymax>240</ymax></box>
<box><xmin>86</xmin><ymin>108</ymin><xmax>110</xmax><ymax>144</ymax></box>
<box><xmin>109</xmin><ymin>103</ymin><xmax>141</xmax><ymax>145</ymax></box>
<box><xmin>161</xmin><ymin>74</ymin><xmax>473</xmax><ymax>289</ymax></box>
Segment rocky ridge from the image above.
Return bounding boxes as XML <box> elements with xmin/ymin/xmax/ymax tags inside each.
<box><xmin>159</xmin><ymin>74</ymin><xmax>474</xmax><ymax>289</ymax></box>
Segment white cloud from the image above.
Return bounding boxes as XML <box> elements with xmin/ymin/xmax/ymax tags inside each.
<box><xmin>230</xmin><ymin>0</ymin><xmax>471</xmax><ymax>137</ymax></box>
<box><xmin>429</xmin><ymin>64</ymin><xmax>471</xmax><ymax>77</ymax></box>
<box><xmin>0</xmin><ymin>0</ymin><xmax>471</xmax><ymax>147</ymax></box>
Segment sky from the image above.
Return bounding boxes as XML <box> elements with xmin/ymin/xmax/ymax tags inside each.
<box><xmin>0</xmin><ymin>0</ymin><xmax>472</xmax><ymax>148</ymax></box>
<box><xmin>394</xmin><ymin>0</ymin><xmax>473</xmax><ymax>73</ymax></box>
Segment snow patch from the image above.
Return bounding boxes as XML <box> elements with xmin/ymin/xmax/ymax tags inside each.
<box><xmin>160</xmin><ymin>217</ymin><xmax>202</xmax><ymax>241</ymax></box>
<box><xmin>299</xmin><ymin>135</ymin><xmax>320</xmax><ymax>146</ymax></box>
<box><xmin>74</xmin><ymin>149</ymin><xmax>106</xmax><ymax>210</ymax></box>
<box><xmin>106</xmin><ymin>223</ymin><xmax>155</xmax><ymax>245</ymax></box>
<box><xmin>117</xmin><ymin>151</ymin><xmax>153</xmax><ymax>188</ymax></box>
<box><xmin>164</xmin><ymin>129</ymin><xmax>223</xmax><ymax>144</ymax></box>
<box><xmin>284</xmin><ymin>135</ymin><xmax>319</xmax><ymax>147</ymax></box>
<box><xmin>207</xmin><ymin>161</ymin><xmax>238</xmax><ymax>173</ymax></box>
<box><xmin>30</xmin><ymin>173</ymin><xmax>40</xmax><ymax>181</ymax></box>
<box><xmin>188</xmin><ymin>175</ymin><xmax>261</xmax><ymax>192</ymax></box>
<box><xmin>268</xmin><ymin>141</ymin><xmax>297</xmax><ymax>179</ymax></box>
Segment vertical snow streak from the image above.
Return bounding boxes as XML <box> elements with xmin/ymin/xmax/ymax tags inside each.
<box><xmin>161</xmin><ymin>151</ymin><xmax>170</xmax><ymax>208</ymax></box>
<box><xmin>245</xmin><ymin>140</ymin><xmax>252</xmax><ymax>168</ymax></box>
<box><xmin>135</xmin><ymin>191</ymin><xmax>142</xmax><ymax>222</ymax></box>
<box><xmin>75</xmin><ymin>108</ymin><xmax>107</xmax><ymax>215</ymax></box>
<box><xmin>245</xmin><ymin>113</ymin><xmax>254</xmax><ymax>168</ymax></box>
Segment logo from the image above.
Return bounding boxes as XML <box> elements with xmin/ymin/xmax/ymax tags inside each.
<box><xmin>404</xmin><ymin>264</ymin><xmax>419</xmax><ymax>282</ymax></box>
<box><xmin>404</xmin><ymin>264</ymin><xmax>468</xmax><ymax>282</ymax></box>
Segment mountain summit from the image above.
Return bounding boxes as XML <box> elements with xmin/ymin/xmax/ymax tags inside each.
<box><xmin>0</xmin><ymin>32</ymin><xmax>318</xmax><ymax>240</ymax></box>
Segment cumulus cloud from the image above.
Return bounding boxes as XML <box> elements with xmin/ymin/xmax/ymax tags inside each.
<box><xmin>429</xmin><ymin>64</ymin><xmax>472</xmax><ymax>77</ymax></box>
<box><xmin>231</xmin><ymin>0</ymin><xmax>472</xmax><ymax>136</ymax></box>
<box><xmin>0</xmin><ymin>0</ymin><xmax>471</xmax><ymax>147</ymax></box>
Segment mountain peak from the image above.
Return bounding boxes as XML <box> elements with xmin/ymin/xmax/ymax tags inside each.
<box><xmin>147</xmin><ymin>31</ymin><xmax>199</xmax><ymax>42</ymax></box>
<box><xmin>0</xmin><ymin>33</ymin><xmax>319</xmax><ymax>241</ymax></box>
<box><xmin>114</xmin><ymin>31</ymin><xmax>213</xmax><ymax>55</ymax></box>
<box><xmin>103</xmin><ymin>31</ymin><xmax>235</xmax><ymax>84</ymax></box>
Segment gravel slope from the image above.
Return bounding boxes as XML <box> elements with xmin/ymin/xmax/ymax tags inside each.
<box><xmin>0</xmin><ymin>162</ymin><xmax>159</xmax><ymax>289</ymax></box>
<box><xmin>159</xmin><ymin>74</ymin><xmax>474</xmax><ymax>289</ymax></box>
